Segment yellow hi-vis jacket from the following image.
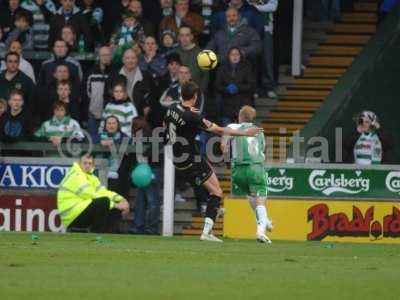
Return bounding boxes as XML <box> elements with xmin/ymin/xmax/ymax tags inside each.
<box><xmin>57</xmin><ymin>162</ymin><xmax>124</xmax><ymax>228</ymax></box>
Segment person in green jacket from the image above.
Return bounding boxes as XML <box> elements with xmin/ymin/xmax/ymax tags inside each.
<box><xmin>57</xmin><ymin>153</ymin><xmax>130</xmax><ymax>233</ymax></box>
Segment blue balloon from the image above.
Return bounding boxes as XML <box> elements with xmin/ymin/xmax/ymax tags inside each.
<box><xmin>131</xmin><ymin>163</ymin><xmax>153</xmax><ymax>188</ymax></box>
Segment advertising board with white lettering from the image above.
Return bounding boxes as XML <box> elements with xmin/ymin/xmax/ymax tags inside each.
<box><xmin>0</xmin><ymin>163</ymin><xmax>69</xmax><ymax>190</ymax></box>
<box><xmin>232</xmin><ymin>167</ymin><xmax>400</xmax><ymax>200</ymax></box>
<box><xmin>0</xmin><ymin>195</ymin><xmax>64</xmax><ymax>232</ymax></box>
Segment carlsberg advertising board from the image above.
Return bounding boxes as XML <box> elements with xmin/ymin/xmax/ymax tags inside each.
<box><xmin>233</xmin><ymin>167</ymin><xmax>400</xmax><ymax>200</ymax></box>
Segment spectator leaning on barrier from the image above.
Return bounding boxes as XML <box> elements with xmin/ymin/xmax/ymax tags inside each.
<box><xmin>207</xmin><ymin>7</ymin><xmax>261</xmax><ymax>66</ymax></box>
<box><xmin>159</xmin><ymin>0</ymin><xmax>205</xmax><ymax>42</ymax></box>
<box><xmin>215</xmin><ymin>47</ymin><xmax>255</xmax><ymax>126</ymax></box>
<box><xmin>0</xmin><ymin>40</ymin><xmax>36</xmax><ymax>83</ymax></box>
<box><xmin>48</xmin><ymin>0</ymin><xmax>93</xmax><ymax>51</ymax></box>
<box><xmin>175</xmin><ymin>25</ymin><xmax>208</xmax><ymax>92</ymax></box>
<box><xmin>39</xmin><ymin>39</ymin><xmax>83</xmax><ymax>87</ymax></box>
<box><xmin>34</xmin><ymin>100</ymin><xmax>84</xmax><ymax>146</ymax></box>
<box><xmin>84</xmin><ymin>46</ymin><xmax>117</xmax><ymax>140</ymax></box>
<box><xmin>0</xmin><ymin>89</ymin><xmax>32</xmax><ymax>142</ymax></box>
<box><xmin>0</xmin><ymin>51</ymin><xmax>36</xmax><ymax>112</ymax></box>
<box><xmin>343</xmin><ymin>111</ymin><xmax>395</xmax><ymax>165</ymax></box>
<box><xmin>57</xmin><ymin>153</ymin><xmax>130</xmax><ymax>233</ymax></box>
<box><xmin>5</xmin><ymin>10</ymin><xmax>34</xmax><ymax>50</ymax></box>
<box><xmin>20</xmin><ymin>0</ymin><xmax>56</xmax><ymax>50</ymax></box>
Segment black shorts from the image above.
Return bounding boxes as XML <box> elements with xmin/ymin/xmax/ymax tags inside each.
<box><xmin>176</xmin><ymin>160</ymin><xmax>213</xmax><ymax>187</ymax></box>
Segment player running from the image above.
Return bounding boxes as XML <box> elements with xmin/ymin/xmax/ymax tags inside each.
<box><xmin>221</xmin><ymin>105</ymin><xmax>273</xmax><ymax>244</ymax></box>
<box><xmin>164</xmin><ymin>82</ymin><xmax>263</xmax><ymax>242</ymax></box>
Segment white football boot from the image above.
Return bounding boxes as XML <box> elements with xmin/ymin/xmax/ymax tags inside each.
<box><xmin>200</xmin><ymin>233</ymin><xmax>223</xmax><ymax>242</ymax></box>
<box><xmin>256</xmin><ymin>233</ymin><xmax>272</xmax><ymax>244</ymax></box>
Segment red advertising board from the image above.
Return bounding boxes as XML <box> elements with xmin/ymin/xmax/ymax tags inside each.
<box><xmin>0</xmin><ymin>195</ymin><xmax>64</xmax><ymax>232</ymax></box>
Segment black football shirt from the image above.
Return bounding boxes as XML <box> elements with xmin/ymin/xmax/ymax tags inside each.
<box><xmin>164</xmin><ymin>103</ymin><xmax>210</xmax><ymax>168</ymax></box>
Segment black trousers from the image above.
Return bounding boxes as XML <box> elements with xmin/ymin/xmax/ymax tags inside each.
<box><xmin>68</xmin><ymin>197</ymin><xmax>115</xmax><ymax>233</ymax></box>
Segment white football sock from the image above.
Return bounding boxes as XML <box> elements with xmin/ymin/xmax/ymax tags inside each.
<box><xmin>202</xmin><ymin>217</ymin><xmax>214</xmax><ymax>235</ymax></box>
<box><xmin>256</xmin><ymin>205</ymin><xmax>268</xmax><ymax>235</ymax></box>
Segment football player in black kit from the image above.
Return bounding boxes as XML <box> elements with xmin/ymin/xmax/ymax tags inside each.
<box><xmin>164</xmin><ymin>82</ymin><xmax>262</xmax><ymax>242</ymax></box>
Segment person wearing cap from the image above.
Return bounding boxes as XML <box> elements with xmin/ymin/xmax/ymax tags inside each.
<box><xmin>343</xmin><ymin>111</ymin><xmax>395</xmax><ymax>165</ymax></box>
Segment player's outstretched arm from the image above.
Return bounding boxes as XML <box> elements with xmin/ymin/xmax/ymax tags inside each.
<box><xmin>204</xmin><ymin>119</ymin><xmax>263</xmax><ymax>137</ymax></box>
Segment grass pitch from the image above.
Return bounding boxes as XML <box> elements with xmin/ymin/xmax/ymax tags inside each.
<box><xmin>0</xmin><ymin>233</ymin><xmax>399</xmax><ymax>300</ymax></box>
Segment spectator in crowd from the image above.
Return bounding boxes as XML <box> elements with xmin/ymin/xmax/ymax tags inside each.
<box><xmin>215</xmin><ymin>47</ymin><xmax>255</xmax><ymax>126</ymax></box>
<box><xmin>343</xmin><ymin>111</ymin><xmax>395</xmax><ymax>164</ymax></box>
<box><xmin>80</xmin><ymin>0</ymin><xmax>104</xmax><ymax>47</ymax></box>
<box><xmin>139</xmin><ymin>36</ymin><xmax>168</xmax><ymax>82</ymax></box>
<box><xmin>159</xmin><ymin>29</ymin><xmax>178</xmax><ymax>56</ymax></box>
<box><xmin>175</xmin><ymin>25</ymin><xmax>208</xmax><ymax>92</ymax></box>
<box><xmin>39</xmin><ymin>39</ymin><xmax>82</xmax><ymax>87</ymax></box>
<box><xmin>207</xmin><ymin>8</ymin><xmax>261</xmax><ymax>65</ymax></box>
<box><xmin>34</xmin><ymin>100</ymin><xmax>84</xmax><ymax>146</ymax></box>
<box><xmin>98</xmin><ymin>82</ymin><xmax>138</xmax><ymax>137</ymax></box>
<box><xmin>20</xmin><ymin>0</ymin><xmax>56</xmax><ymax>50</ymax></box>
<box><xmin>0</xmin><ymin>0</ymin><xmax>32</xmax><ymax>40</ymax></box>
<box><xmin>0</xmin><ymin>40</ymin><xmax>36</xmax><ymax>83</ymax></box>
<box><xmin>85</xmin><ymin>46</ymin><xmax>116</xmax><ymax>140</ymax></box>
<box><xmin>57</xmin><ymin>152</ymin><xmax>130</xmax><ymax>233</ymax></box>
<box><xmin>128</xmin><ymin>0</ymin><xmax>156</xmax><ymax>37</ymax></box>
<box><xmin>5</xmin><ymin>10</ymin><xmax>34</xmax><ymax>50</ymax></box>
<box><xmin>99</xmin><ymin>115</ymin><xmax>131</xmax><ymax>233</ymax></box>
<box><xmin>41</xmin><ymin>63</ymin><xmax>81</xmax><ymax>120</ymax></box>
<box><xmin>0</xmin><ymin>89</ymin><xmax>32</xmax><ymax>142</ymax></box>
<box><xmin>159</xmin><ymin>0</ymin><xmax>204</xmax><ymax>42</ymax></box>
<box><xmin>54</xmin><ymin>80</ymin><xmax>80</xmax><ymax>120</ymax></box>
<box><xmin>0</xmin><ymin>51</ymin><xmax>35</xmax><ymax>112</ymax></box>
<box><xmin>190</xmin><ymin>0</ymin><xmax>226</xmax><ymax>46</ymax></box>
<box><xmin>130</xmin><ymin>116</ymin><xmax>161</xmax><ymax>235</ymax></box>
<box><xmin>110</xmin><ymin>10</ymin><xmax>145</xmax><ymax>64</ymax></box>
<box><xmin>48</xmin><ymin>0</ymin><xmax>93</xmax><ymax>51</ymax></box>
<box><xmin>0</xmin><ymin>98</ymin><xmax>8</xmax><ymax>118</ymax></box>
<box><xmin>99</xmin><ymin>115</ymin><xmax>129</xmax><ymax>178</ymax></box>
<box><xmin>161</xmin><ymin>64</ymin><xmax>204</xmax><ymax>114</ymax></box>
<box><xmin>61</xmin><ymin>24</ymin><xmax>78</xmax><ymax>52</ymax></box>
<box><xmin>160</xmin><ymin>0</ymin><xmax>173</xmax><ymax>17</ymax></box>
<box><xmin>117</xmin><ymin>49</ymin><xmax>153</xmax><ymax>118</ymax></box>
<box><xmin>210</xmin><ymin>0</ymin><xmax>264</xmax><ymax>38</ymax></box>
<box><xmin>159</xmin><ymin>52</ymin><xmax>181</xmax><ymax>108</ymax></box>
<box><xmin>250</xmin><ymin>0</ymin><xmax>279</xmax><ymax>99</ymax></box>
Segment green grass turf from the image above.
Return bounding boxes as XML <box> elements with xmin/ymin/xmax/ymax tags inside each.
<box><xmin>0</xmin><ymin>233</ymin><xmax>399</xmax><ymax>300</ymax></box>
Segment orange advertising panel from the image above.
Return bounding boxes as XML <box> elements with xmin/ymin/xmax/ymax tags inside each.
<box><xmin>224</xmin><ymin>198</ymin><xmax>400</xmax><ymax>244</ymax></box>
